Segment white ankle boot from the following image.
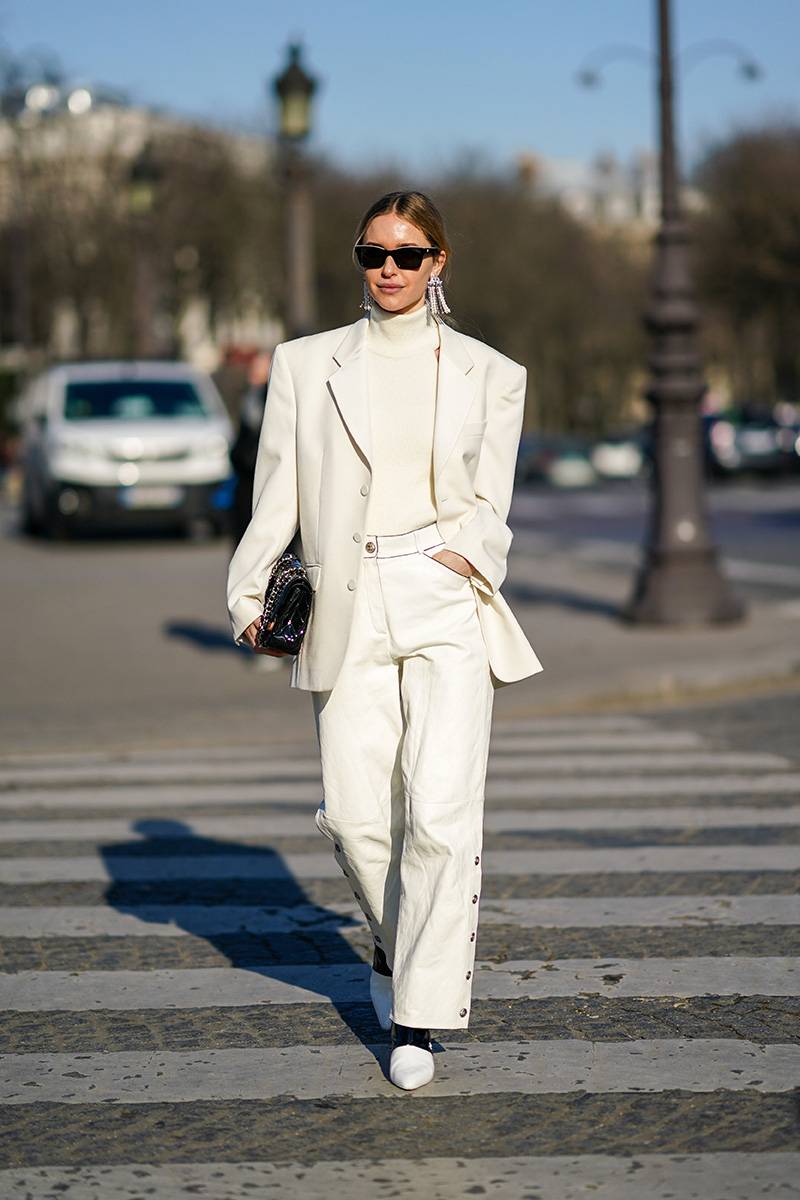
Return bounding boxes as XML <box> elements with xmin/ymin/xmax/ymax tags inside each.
<box><xmin>369</xmin><ymin>969</ymin><xmax>393</xmax><ymax>1031</ymax></box>
<box><xmin>389</xmin><ymin>1024</ymin><xmax>435</xmax><ymax>1090</ymax></box>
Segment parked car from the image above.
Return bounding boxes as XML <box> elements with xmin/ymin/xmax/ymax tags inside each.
<box><xmin>590</xmin><ymin>430</ymin><xmax>646</xmax><ymax>480</ymax></box>
<box><xmin>16</xmin><ymin>361</ymin><xmax>235</xmax><ymax>538</ymax></box>
<box><xmin>703</xmin><ymin>411</ymin><xmax>800</xmax><ymax>479</ymax></box>
<box><xmin>516</xmin><ymin>434</ymin><xmax>597</xmax><ymax>488</ymax></box>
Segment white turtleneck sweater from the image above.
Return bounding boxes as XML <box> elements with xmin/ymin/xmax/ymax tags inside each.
<box><xmin>365</xmin><ymin>302</ymin><xmax>441</xmax><ymax>535</ymax></box>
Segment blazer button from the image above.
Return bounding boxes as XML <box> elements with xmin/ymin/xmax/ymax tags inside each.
<box><xmin>353</xmin><ymin>532</ymin><xmax>362</xmax><ymax>543</ymax></box>
<box><xmin>459</xmin><ymin>1008</ymin><xmax>467</xmax><ymax>1017</ymax></box>
<box><xmin>347</xmin><ymin>580</ymin><xmax>356</xmax><ymax>591</ymax></box>
<box><xmin>360</xmin><ymin>484</ymin><xmax>369</xmax><ymax>496</ymax></box>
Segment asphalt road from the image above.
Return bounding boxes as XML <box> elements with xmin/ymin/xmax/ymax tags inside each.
<box><xmin>0</xmin><ymin>696</ymin><xmax>797</xmax><ymax>1197</ymax></box>
<box><xmin>1</xmin><ymin>478</ymin><xmax>798</xmax><ymax>1196</ymax></box>
<box><xmin>511</xmin><ymin>479</ymin><xmax>800</xmax><ymax>607</ymax></box>
<box><xmin>2</xmin><ymin>479</ymin><xmax>799</xmax><ymax>756</ymax></box>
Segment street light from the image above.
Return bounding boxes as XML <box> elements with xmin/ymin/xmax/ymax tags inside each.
<box><xmin>272</xmin><ymin>43</ymin><xmax>318</xmax><ymax>338</ymax></box>
<box><xmin>127</xmin><ymin>139</ymin><xmax>162</xmax><ymax>217</ymax></box>
<box><xmin>127</xmin><ymin>140</ymin><xmax>163</xmax><ymax>357</ymax></box>
<box><xmin>579</xmin><ymin>1</ymin><xmax>757</xmax><ymax>625</ymax></box>
<box><xmin>274</xmin><ymin>43</ymin><xmax>317</xmax><ymax>141</ymax></box>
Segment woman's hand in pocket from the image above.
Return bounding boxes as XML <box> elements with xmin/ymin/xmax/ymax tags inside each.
<box><xmin>430</xmin><ymin>549</ymin><xmax>474</xmax><ymax>577</ymax></box>
<box><xmin>241</xmin><ymin>618</ymin><xmax>290</xmax><ymax>656</ymax></box>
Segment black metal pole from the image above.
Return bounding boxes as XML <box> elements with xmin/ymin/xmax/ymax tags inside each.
<box><xmin>625</xmin><ymin>0</ymin><xmax>743</xmax><ymax>625</ymax></box>
<box><xmin>282</xmin><ymin>140</ymin><xmax>316</xmax><ymax>339</ymax></box>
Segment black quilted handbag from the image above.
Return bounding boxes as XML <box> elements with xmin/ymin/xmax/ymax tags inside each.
<box><xmin>255</xmin><ymin>549</ymin><xmax>313</xmax><ymax>654</ymax></box>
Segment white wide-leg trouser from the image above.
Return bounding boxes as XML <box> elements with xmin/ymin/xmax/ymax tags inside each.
<box><xmin>310</xmin><ymin>520</ymin><xmax>494</xmax><ymax>1031</ymax></box>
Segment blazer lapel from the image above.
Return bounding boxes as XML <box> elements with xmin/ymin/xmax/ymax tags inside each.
<box><xmin>326</xmin><ymin>313</ymin><xmax>476</xmax><ymax>480</ymax></box>
<box><xmin>327</xmin><ymin>317</ymin><xmax>371</xmax><ymax>468</ymax></box>
<box><xmin>433</xmin><ymin>320</ymin><xmax>476</xmax><ymax>479</ymax></box>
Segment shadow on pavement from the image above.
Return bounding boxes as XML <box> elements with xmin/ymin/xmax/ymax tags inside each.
<box><xmin>163</xmin><ymin>621</ymin><xmax>252</xmax><ymax>654</ymax></box>
<box><xmin>101</xmin><ymin>817</ymin><xmax>388</xmax><ymax>1053</ymax></box>
<box><xmin>505</xmin><ymin>580</ymin><xmax>621</xmax><ymax>619</ymax></box>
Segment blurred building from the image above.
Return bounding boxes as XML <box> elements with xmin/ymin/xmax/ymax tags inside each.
<box><xmin>0</xmin><ymin>75</ymin><xmax>282</xmax><ymax>374</ymax></box>
<box><xmin>516</xmin><ymin>149</ymin><xmax>704</xmax><ymax>248</ymax></box>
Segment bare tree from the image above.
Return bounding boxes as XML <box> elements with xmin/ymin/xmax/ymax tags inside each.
<box><xmin>694</xmin><ymin>122</ymin><xmax>800</xmax><ymax>406</ymax></box>
<box><xmin>311</xmin><ymin>157</ymin><xmax>646</xmax><ymax>435</ymax></box>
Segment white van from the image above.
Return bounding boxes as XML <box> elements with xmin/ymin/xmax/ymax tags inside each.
<box><xmin>17</xmin><ymin>361</ymin><xmax>235</xmax><ymax>538</ymax></box>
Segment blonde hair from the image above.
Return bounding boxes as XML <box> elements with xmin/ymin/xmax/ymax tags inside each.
<box><xmin>352</xmin><ymin>190</ymin><xmax>452</xmax><ymax>278</ymax></box>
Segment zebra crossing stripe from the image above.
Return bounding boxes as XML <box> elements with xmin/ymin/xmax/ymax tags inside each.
<box><xmin>0</xmin><ymin>715</ymin><xmax>656</xmax><ymax>770</ymax></box>
<box><xmin>0</xmin><ymin>894</ymin><xmax>796</xmax><ymax>937</ymax></box>
<box><xmin>0</xmin><ymin>732</ymin><xmax>708</xmax><ymax>784</ymax></box>
<box><xmin>0</xmin><ymin>1153</ymin><xmax>795</xmax><ymax>1200</ymax></box>
<box><xmin>0</xmin><ymin>715</ymin><xmax>663</xmax><ymax>774</ymax></box>
<box><xmin>2</xmin><ymin>773</ymin><xmax>798</xmax><ymax>811</ymax></box>
<box><xmin>1</xmin><ymin>1039</ymin><xmax>797</xmax><ymax>1104</ymax></box>
<box><xmin>1</xmin><ymin>957</ymin><xmax>796</xmax><ymax>1011</ymax></box>
<box><xmin>0</xmin><ymin>750</ymin><xmax>789</xmax><ymax>789</ymax></box>
<box><xmin>1</xmin><ymin>804</ymin><xmax>796</xmax><ymax>843</ymax></box>
<box><xmin>3</xmin><ymin>844</ymin><xmax>799</xmax><ymax>884</ymax></box>
<box><xmin>0</xmin><ymin>715</ymin><xmax>796</xmax><ymax>1195</ymax></box>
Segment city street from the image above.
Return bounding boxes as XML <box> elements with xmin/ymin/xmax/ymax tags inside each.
<box><xmin>0</xmin><ymin>480</ymin><xmax>798</xmax><ymax>1196</ymax></box>
<box><xmin>2</xmin><ymin>0</ymin><xmax>798</xmax><ymax>1193</ymax></box>
<box><xmin>3</xmin><ymin>479</ymin><xmax>800</xmax><ymax>757</ymax></box>
<box><xmin>511</xmin><ymin>478</ymin><xmax>800</xmax><ymax>607</ymax></box>
<box><xmin>0</xmin><ymin>693</ymin><xmax>798</xmax><ymax>1196</ymax></box>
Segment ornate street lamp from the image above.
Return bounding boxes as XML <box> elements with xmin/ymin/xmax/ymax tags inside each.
<box><xmin>127</xmin><ymin>139</ymin><xmax>162</xmax><ymax>217</ymax></box>
<box><xmin>274</xmin><ymin>43</ymin><xmax>317</xmax><ymax>141</ymax></box>
<box><xmin>272</xmin><ymin>43</ymin><xmax>318</xmax><ymax>337</ymax></box>
<box><xmin>579</xmin><ymin>2</ymin><xmax>759</xmax><ymax>625</ymax></box>
<box><xmin>127</xmin><ymin>140</ymin><xmax>163</xmax><ymax>357</ymax></box>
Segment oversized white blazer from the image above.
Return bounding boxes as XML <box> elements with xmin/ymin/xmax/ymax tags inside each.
<box><xmin>226</xmin><ymin>314</ymin><xmax>544</xmax><ymax>692</ymax></box>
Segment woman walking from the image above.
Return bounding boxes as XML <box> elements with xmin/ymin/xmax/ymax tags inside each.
<box><xmin>227</xmin><ymin>191</ymin><xmax>542</xmax><ymax>1090</ymax></box>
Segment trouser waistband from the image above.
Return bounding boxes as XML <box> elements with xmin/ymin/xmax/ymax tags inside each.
<box><xmin>362</xmin><ymin>521</ymin><xmax>443</xmax><ymax>558</ymax></box>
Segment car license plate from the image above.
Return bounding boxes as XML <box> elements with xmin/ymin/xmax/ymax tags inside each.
<box><xmin>119</xmin><ymin>485</ymin><xmax>184</xmax><ymax>509</ymax></box>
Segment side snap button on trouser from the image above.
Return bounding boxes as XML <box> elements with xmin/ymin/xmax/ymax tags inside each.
<box><xmin>311</xmin><ymin>516</ymin><xmax>493</xmax><ymax>1030</ymax></box>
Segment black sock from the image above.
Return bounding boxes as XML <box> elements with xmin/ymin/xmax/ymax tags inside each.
<box><xmin>372</xmin><ymin>944</ymin><xmax>392</xmax><ymax>976</ymax></box>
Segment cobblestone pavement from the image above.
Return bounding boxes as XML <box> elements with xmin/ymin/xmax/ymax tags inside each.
<box><xmin>0</xmin><ymin>701</ymin><xmax>798</xmax><ymax>1199</ymax></box>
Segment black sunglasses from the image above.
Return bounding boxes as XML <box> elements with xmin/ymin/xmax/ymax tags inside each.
<box><xmin>354</xmin><ymin>244</ymin><xmax>440</xmax><ymax>272</ymax></box>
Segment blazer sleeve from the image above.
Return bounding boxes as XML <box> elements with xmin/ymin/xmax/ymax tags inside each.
<box><xmin>441</xmin><ymin>363</ymin><xmax>526</xmax><ymax>597</ymax></box>
<box><xmin>226</xmin><ymin>343</ymin><xmax>299</xmax><ymax>644</ymax></box>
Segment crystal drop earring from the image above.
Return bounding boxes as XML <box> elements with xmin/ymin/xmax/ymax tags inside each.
<box><xmin>361</xmin><ymin>279</ymin><xmax>372</xmax><ymax>313</ymax></box>
<box><xmin>426</xmin><ymin>273</ymin><xmax>451</xmax><ymax>318</ymax></box>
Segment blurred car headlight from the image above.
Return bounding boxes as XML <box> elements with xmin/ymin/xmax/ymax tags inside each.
<box><xmin>198</xmin><ymin>433</ymin><xmax>230</xmax><ymax>458</ymax></box>
<box><xmin>710</xmin><ymin>421</ymin><xmax>736</xmax><ymax>450</ymax></box>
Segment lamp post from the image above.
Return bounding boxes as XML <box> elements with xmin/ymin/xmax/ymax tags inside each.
<box><xmin>127</xmin><ymin>139</ymin><xmax>162</xmax><ymax>358</ymax></box>
<box><xmin>578</xmin><ymin>3</ymin><xmax>760</xmax><ymax>625</ymax></box>
<box><xmin>272</xmin><ymin>43</ymin><xmax>318</xmax><ymax>338</ymax></box>
<box><xmin>627</xmin><ymin>0</ymin><xmax>743</xmax><ymax>624</ymax></box>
